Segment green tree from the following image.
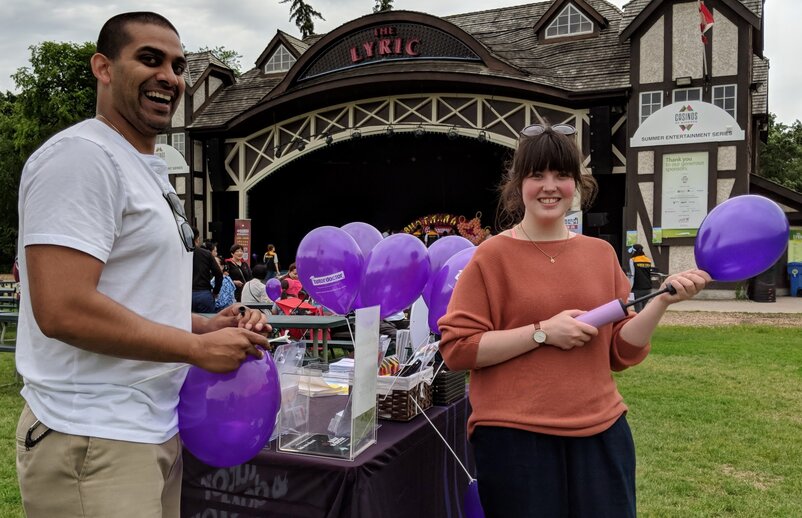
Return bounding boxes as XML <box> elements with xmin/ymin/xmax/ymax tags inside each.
<box><xmin>280</xmin><ymin>0</ymin><xmax>325</xmax><ymax>39</ymax></box>
<box><xmin>759</xmin><ymin>114</ymin><xmax>802</xmax><ymax>192</ymax></box>
<box><xmin>0</xmin><ymin>41</ymin><xmax>96</xmax><ymax>266</ymax></box>
<box><xmin>196</xmin><ymin>45</ymin><xmax>244</xmax><ymax>77</ymax></box>
<box><xmin>373</xmin><ymin>0</ymin><xmax>394</xmax><ymax>12</ymax></box>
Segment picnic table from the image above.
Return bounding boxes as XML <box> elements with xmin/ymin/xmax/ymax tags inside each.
<box><xmin>0</xmin><ymin>312</ymin><xmax>18</xmax><ymax>352</ymax></box>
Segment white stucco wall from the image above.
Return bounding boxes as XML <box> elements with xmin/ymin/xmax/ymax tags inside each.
<box><xmin>672</xmin><ymin>3</ymin><xmax>704</xmax><ymax>80</ymax></box>
<box><xmin>638</xmin><ymin>150</ymin><xmax>655</xmax><ymax>175</ymax></box>
<box><xmin>209</xmin><ymin>76</ymin><xmax>223</xmax><ymax>95</ymax></box>
<box><xmin>717</xmin><ymin>146</ymin><xmax>737</xmax><ymax>171</ymax></box>
<box><xmin>193</xmin><ymin>87</ymin><xmax>206</xmax><ymax>113</ymax></box>
<box><xmin>171</xmin><ymin>95</ymin><xmax>185</xmax><ymax>128</ymax></box>
<box><xmin>640</xmin><ymin>16</ymin><xmax>664</xmax><ymax>84</ymax></box>
<box><xmin>712</xmin><ymin>9</ymin><xmax>738</xmax><ymax>77</ymax></box>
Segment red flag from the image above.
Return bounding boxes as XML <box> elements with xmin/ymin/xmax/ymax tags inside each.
<box><xmin>699</xmin><ymin>1</ymin><xmax>715</xmax><ymax>44</ymax></box>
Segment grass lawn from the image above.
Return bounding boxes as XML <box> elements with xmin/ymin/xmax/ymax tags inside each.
<box><xmin>0</xmin><ymin>324</ymin><xmax>800</xmax><ymax>516</ymax></box>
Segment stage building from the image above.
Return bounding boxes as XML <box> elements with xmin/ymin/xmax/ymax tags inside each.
<box><xmin>158</xmin><ymin>0</ymin><xmax>801</xmax><ymax>295</ymax></box>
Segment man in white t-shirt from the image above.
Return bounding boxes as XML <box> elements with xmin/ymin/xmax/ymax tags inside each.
<box><xmin>15</xmin><ymin>12</ymin><xmax>270</xmax><ymax>518</ymax></box>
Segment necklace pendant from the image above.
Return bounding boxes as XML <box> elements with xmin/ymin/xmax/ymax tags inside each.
<box><xmin>549</xmin><ymin>257</ymin><xmax>555</xmax><ymax>263</ymax></box>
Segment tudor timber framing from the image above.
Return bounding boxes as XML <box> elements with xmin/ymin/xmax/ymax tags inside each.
<box><xmin>220</xmin><ymin>92</ymin><xmax>623</xmax><ymax>218</ymax></box>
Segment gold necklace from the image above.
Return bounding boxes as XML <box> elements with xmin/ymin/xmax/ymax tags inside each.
<box><xmin>518</xmin><ymin>224</ymin><xmax>570</xmax><ymax>263</ymax></box>
<box><xmin>96</xmin><ymin>114</ymin><xmax>124</xmax><ymax>138</ymax></box>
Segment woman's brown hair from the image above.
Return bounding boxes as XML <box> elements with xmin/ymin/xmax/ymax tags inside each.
<box><xmin>496</xmin><ymin>127</ymin><xmax>597</xmax><ymax>230</ymax></box>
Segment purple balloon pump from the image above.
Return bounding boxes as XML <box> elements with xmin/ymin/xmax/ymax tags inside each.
<box><xmin>575</xmin><ymin>284</ymin><xmax>677</xmax><ymax>328</ymax></box>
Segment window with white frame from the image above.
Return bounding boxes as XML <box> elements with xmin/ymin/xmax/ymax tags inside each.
<box><xmin>640</xmin><ymin>91</ymin><xmax>663</xmax><ymax>123</ymax></box>
<box><xmin>672</xmin><ymin>87</ymin><xmax>702</xmax><ymax>103</ymax></box>
<box><xmin>264</xmin><ymin>45</ymin><xmax>296</xmax><ymax>73</ymax></box>
<box><xmin>712</xmin><ymin>84</ymin><xmax>736</xmax><ymax>118</ymax></box>
<box><xmin>156</xmin><ymin>134</ymin><xmax>168</xmax><ymax>145</ymax></box>
<box><xmin>172</xmin><ymin>132</ymin><xmax>185</xmax><ymax>157</ymax></box>
<box><xmin>545</xmin><ymin>4</ymin><xmax>594</xmax><ymax>39</ymax></box>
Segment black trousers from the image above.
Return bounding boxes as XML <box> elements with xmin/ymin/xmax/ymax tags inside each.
<box><xmin>471</xmin><ymin>415</ymin><xmax>636</xmax><ymax>518</ymax></box>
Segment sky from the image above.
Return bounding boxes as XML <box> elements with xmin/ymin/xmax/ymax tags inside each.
<box><xmin>1</xmin><ymin>0</ymin><xmax>799</xmax><ymax>124</ymax></box>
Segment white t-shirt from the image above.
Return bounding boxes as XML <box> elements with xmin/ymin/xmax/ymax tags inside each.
<box><xmin>16</xmin><ymin>119</ymin><xmax>193</xmax><ymax>444</ymax></box>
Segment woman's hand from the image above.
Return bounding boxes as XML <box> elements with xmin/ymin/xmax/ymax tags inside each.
<box><xmin>541</xmin><ymin>310</ymin><xmax>599</xmax><ymax>351</ymax></box>
<box><xmin>656</xmin><ymin>269</ymin><xmax>711</xmax><ymax>305</ymax></box>
<box><xmin>233</xmin><ymin>280</ymin><xmax>243</xmax><ymax>287</ymax></box>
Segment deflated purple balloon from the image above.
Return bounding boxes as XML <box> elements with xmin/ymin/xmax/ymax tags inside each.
<box><xmin>695</xmin><ymin>195</ymin><xmax>789</xmax><ymax>282</ymax></box>
<box><xmin>179</xmin><ymin>352</ymin><xmax>280</xmax><ymax>468</ymax></box>
<box><xmin>428</xmin><ymin>247</ymin><xmax>477</xmax><ymax>334</ymax></box>
<box><xmin>296</xmin><ymin>226</ymin><xmax>364</xmax><ymax>314</ymax></box>
<box><xmin>265</xmin><ymin>277</ymin><xmax>282</xmax><ymax>301</ymax></box>
<box><xmin>341</xmin><ymin>221</ymin><xmax>383</xmax><ymax>257</ymax></box>
<box><xmin>464</xmin><ymin>479</ymin><xmax>485</xmax><ymax>518</ymax></box>
<box><xmin>357</xmin><ymin>233</ymin><xmax>430</xmax><ymax>319</ymax></box>
<box><xmin>422</xmin><ymin>235</ymin><xmax>474</xmax><ymax>307</ymax></box>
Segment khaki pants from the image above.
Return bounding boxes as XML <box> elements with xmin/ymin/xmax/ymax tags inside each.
<box><xmin>16</xmin><ymin>404</ymin><xmax>183</xmax><ymax>518</ymax></box>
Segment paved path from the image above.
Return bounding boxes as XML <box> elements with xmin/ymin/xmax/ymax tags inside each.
<box><xmin>667</xmin><ymin>296</ymin><xmax>802</xmax><ymax>314</ymax></box>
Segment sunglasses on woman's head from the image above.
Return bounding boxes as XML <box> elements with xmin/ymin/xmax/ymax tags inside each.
<box><xmin>520</xmin><ymin>123</ymin><xmax>576</xmax><ymax>137</ymax></box>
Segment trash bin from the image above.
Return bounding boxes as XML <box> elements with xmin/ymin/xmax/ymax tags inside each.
<box><xmin>788</xmin><ymin>262</ymin><xmax>802</xmax><ymax>297</ymax></box>
<box><xmin>748</xmin><ymin>265</ymin><xmax>776</xmax><ymax>303</ymax></box>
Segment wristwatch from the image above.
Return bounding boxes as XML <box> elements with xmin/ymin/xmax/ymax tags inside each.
<box><xmin>533</xmin><ymin>322</ymin><xmax>547</xmax><ymax>344</ymax></box>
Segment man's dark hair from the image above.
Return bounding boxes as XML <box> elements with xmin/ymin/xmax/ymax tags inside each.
<box><xmin>252</xmin><ymin>264</ymin><xmax>268</xmax><ymax>281</ymax></box>
<box><xmin>97</xmin><ymin>12</ymin><xmax>180</xmax><ymax>59</ymax></box>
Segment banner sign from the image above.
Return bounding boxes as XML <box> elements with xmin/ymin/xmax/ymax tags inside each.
<box><xmin>631</xmin><ymin>101</ymin><xmax>744</xmax><ymax>147</ymax></box>
<box><xmin>155</xmin><ymin>144</ymin><xmax>189</xmax><ymax>175</ymax></box>
<box><xmin>234</xmin><ymin>219</ymin><xmax>252</xmax><ymax>265</ymax></box>
<box><xmin>661</xmin><ymin>152</ymin><xmax>709</xmax><ymax>238</ymax></box>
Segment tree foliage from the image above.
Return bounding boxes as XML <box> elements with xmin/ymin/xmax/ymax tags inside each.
<box><xmin>758</xmin><ymin>114</ymin><xmax>802</xmax><ymax>193</ymax></box>
<box><xmin>374</xmin><ymin>0</ymin><xmax>394</xmax><ymax>13</ymax></box>
<box><xmin>196</xmin><ymin>45</ymin><xmax>244</xmax><ymax>77</ymax></box>
<box><xmin>0</xmin><ymin>41</ymin><xmax>96</xmax><ymax>267</ymax></box>
<box><xmin>280</xmin><ymin>0</ymin><xmax>325</xmax><ymax>39</ymax></box>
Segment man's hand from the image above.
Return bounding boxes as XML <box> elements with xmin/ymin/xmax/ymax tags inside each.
<box><xmin>201</xmin><ymin>304</ymin><xmax>271</xmax><ymax>333</ymax></box>
<box><xmin>190</xmin><ymin>327</ymin><xmax>268</xmax><ymax>373</ymax></box>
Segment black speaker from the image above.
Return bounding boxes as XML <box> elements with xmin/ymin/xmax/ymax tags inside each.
<box><xmin>206</xmin><ymin>138</ymin><xmax>226</xmax><ymax>192</ymax></box>
<box><xmin>589</xmin><ymin>106</ymin><xmax>612</xmax><ymax>175</ymax></box>
<box><xmin>586</xmin><ymin>212</ymin><xmax>609</xmax><ymax>228</ymax></box>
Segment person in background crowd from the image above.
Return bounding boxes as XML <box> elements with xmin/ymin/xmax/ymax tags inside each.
<box><xmin>14</xmin><ymin>12</ymin><xmax>269</xmax><ymax>518</ymax></box>
<box><xmin>225</xmin><ymin>244</ymin><xmax>252</xmax><ymax>302</ymax></box>
<box><xmin>628</xmin><ymin>243</ymin><xmax>654</xmax><ymax>313</ymax></box>
<box><xmin>242</xmin><ymin>264</ymin><xmax>270</xmax><ymax>305</ymax></box>
<box><xmin>190</xmin><ymin>227</ymin><xmax>222</xmax><ymax>313</ymax></box>
<box><xmin>263</xmin><ymin>244</ymin><xmax>280</xmax><ymax>277</ymax></box>
<box><xmin>438</xmin><ymin>123</ymin><xmax>710</xmax><ymax>517</ymax></box>
<box><xmin>281</xmin><ymin>262</ymin><xmax>304</xmax><ymax>298</ymax></box>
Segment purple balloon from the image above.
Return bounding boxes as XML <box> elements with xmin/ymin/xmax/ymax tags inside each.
<box><xmin>428</xmin><ymin>247</ymin><xmax>477</xmax><ymax>334</ymax></box>
<box><xmin>179</xmin><ymin>353</ymin><xmax>280</xmax><ymax>468</ymax></box>
<box><xmin>296</xmin><ymin>226</ymin><xmax>364</xmax><ymax>314</ymax></box>
<box><xmin>265</xmin><ymin>277</ymin><xmax>282</xmax><ymax>301</ymax></box>
<box><xmin>422</xmin><ymin>236</ymin><xmax>474</xmax><ymax>306</ymax></box>
<box><xmin>356</xmin><ymin>233</ymin><xmax>430</xmax><ymax>319</ymax></box>
<box><xmin>464</xmin><ymin>479</ymin><xmax>485</xmax><ymax>518</ymax></box>
<box><xmin>341</xmin><ymin>222</ymin><xmax>383</xmax><ymax>257</ymax></box>
<box><xmin>695</xmin><ymin>195</ymin><xmax>789</xmax><ymax>282</ymax></box>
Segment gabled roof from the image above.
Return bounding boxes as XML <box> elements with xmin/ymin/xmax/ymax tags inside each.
<box><xmin>184</xmin><ymin>51</ymin><xmax>232</xmax><ymax>89</ymax></box>
<box><xmin>254</xmin><ymin>30</ymin><xmax>307</xmax><ymax>70</ymax></box>
<box><xmin>619</xmin><ymin>0</ymin><xmax>762</xmax><ymax>42</ymax></box>
<box><xmin>532</xmin><ymin>0</ymin><xmax>610</xmax><ymax>34</ymax></box>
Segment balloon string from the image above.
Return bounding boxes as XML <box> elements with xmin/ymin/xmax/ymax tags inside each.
<box><xmin>411</xmin><ymin>393</ymin><xmax>475</xmax><ymax>483</ymax></box>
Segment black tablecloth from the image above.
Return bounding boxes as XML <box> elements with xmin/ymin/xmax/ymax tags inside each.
<box><xmin>181</xmin><ymin>397</ymin><xmax>472</xmax><ymax>518</ymax></box>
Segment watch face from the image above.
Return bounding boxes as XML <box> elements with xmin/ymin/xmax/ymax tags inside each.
<box><xmin>533</xmin><ymin>330</ymin><xmax>547</xmax><ymax>344</ymax></box>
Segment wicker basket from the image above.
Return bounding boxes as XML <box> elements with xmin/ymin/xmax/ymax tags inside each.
<box><xmin>375</xmin><ymin>367</ymin><xmax>434</xmax><ymax>421</ymax></box>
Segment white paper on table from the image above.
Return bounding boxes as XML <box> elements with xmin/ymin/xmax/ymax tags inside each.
<box><xmin>352</xmin><ymin>305</ymin><xmax>380</xmax><ymax>422</ymax></box>
<box><xmin>409</xmin><ymin>296</ymin><xmax>430</xmax><ymax>352</ymax></box>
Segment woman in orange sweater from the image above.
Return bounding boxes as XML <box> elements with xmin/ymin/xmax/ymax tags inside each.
<box><xmin>438</xmin><ymin>124</ymin><xmax>710</xmax><ymax>517</ymax></box>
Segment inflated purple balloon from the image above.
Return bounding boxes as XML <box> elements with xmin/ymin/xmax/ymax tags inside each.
<box><xmin>296</xmin><ymin>226</ymin><xmax>364</xmax><ymax>314</ymax></box>
<box><xmin>428</xmin><ymin>247</ymin><xmax>477</xmax><ymax>334</ymax></box>
<box><xmin>356</xmin><ymin>233</ymin><xmax>430</xmax><ymax>319</ymax></box>
<box><xmin>422</xmin><ymin>236</ymin><xmax>474</xmax><ymax>307</ymax></box>
<box><xmin>341</xmin><ymin>222</ymin><xmax>383</xmax><ymax>257</ymax></box>
<box><xmin>695</xmin><ymin>195</ymin><xmax>789</xmax><ymax>282</ymax></box>
<box><xmin>464</xmin><ymin>479</ymin><xmax>485</xmax><ymax>518</ymax></box>
<box><xmin>178</xmin><ymin>353</ymin><xmax>280</xmax><ymax>468</ymax></box>
<box><xmin>265</xmin><ymin>277</ymin><xmax>282</xmax><ymax>301</ymax></box>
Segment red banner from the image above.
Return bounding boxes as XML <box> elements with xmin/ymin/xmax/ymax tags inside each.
<box><xmin>234</xmin><ymin>219</ymin><xmax>252</xmax><ymax>265</ymax></box>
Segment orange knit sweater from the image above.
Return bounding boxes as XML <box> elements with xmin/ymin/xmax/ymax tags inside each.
<box><xmin>438</xmin><ymin>234</ymin><xmax>650</xmax><ymax>438</ymax></box>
